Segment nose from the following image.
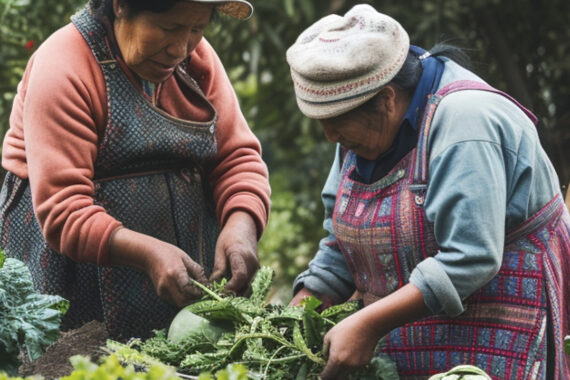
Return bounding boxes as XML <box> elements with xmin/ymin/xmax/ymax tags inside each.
<box><xmin>165</xmin><ymin>32</ymin><xmax>199</xmax><ymax>60</ymax></box>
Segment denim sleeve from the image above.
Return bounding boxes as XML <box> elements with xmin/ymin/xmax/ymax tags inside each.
<box><xmin>293</xmin><ymin>145</ymin><xmax>356</xmax><ymax>301</ymax></box>
<box><xmin>410</xmin><ymin>93</ymin><xmax>509</xmax><ymax>316</ymax></box>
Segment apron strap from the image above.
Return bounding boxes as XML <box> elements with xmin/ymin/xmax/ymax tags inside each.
<box><xmin>71</xmin><ymin>5</ymin><xmax>115</xmax><ymax>64</ymax></box>
<box><xmin>412</xmin><ymin>80</ymin><xmax>538</xmax><ymax>187</ymax></box>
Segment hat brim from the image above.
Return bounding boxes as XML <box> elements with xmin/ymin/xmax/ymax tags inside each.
<box><xmin>185</xmin><ymin>0</ymin><xmax>253</xmax><ymax>20</ymax></box>
<box><xmin>295</xmin><ymin>90</ymin><xmax>380</xmax><ymax>120</ymax></box>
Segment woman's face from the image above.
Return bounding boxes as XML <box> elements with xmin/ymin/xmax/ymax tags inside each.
<box><xmin>319</xmin><ymin>88</ymin><xmax>403</xmax><ymax>161</ymax></box>
<box><xmin>113</xmin><ymin>0</ymin><xmax>213</xmax><ymax>82</ymax></box>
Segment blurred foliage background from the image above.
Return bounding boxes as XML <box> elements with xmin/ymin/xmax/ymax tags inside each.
<box><xmin>1</xmin><ymin>0</ymin><xmax>569</xmax><ymax>301</ymax></box>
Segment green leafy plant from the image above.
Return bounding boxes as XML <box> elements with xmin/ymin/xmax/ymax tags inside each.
<box><xmin>198</xmin><ymin>363</ymin><xmax>249</xmax><ymax>380</ymax></box>
<box><xmin>565</xmin><ymin>335</ymin><xmax>569</xmax><ymax>355</ymax></box>
<box><xmin>0</xmin><ymin>353</ymin><xmax>250</xmax><ymax>380</ymax></box>
<box><xmin>0</xmin><ymin>373</ymin><xmax>41</xmax><ymax>380</ymax></box>
<box><xmin>427</xmin><ymin>365</ymin><xmax>492</xmax><ymax>380</ymax></box>
<box><xmin>0</xmin><ymin>250</ymin><xmax>69</xmax><ymax>375</ymax></box>
<box><xmin>108</xmin><ymin>266</ymin><xmax>398</xmax><ymax>379</ymax></box>
<box><xmin>59</xmin><ymin>355</ymin><xmax>181</xmax><ymax>380</ymax></box>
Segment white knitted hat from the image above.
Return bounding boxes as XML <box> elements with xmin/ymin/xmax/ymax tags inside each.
<box><xmin>286</xmin><ymin>4</ymin><xmax>410</xmax><ymax>119</ymax></box>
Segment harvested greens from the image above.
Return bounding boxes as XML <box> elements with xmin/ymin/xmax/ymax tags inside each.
<box><xmin>108</xmin><ymin>266</ymin><xmax>399</xmax><ymax>379</ymax></box>
<box><xmin>0</xmin><ymin>250</ymin><xmax>69</xmax><ymax>375</ymax></box>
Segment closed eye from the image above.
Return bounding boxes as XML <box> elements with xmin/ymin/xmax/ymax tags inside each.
<box><xmin>161</xmin><ymin>25</ymin><xmax>179</xmax><ymax>32</ymax></box>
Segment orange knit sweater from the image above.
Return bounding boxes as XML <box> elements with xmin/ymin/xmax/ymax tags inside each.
<box><xmin>2</xmin><ymin>23</ymin><xmax>270</xmax><ymax>265</ymax></box>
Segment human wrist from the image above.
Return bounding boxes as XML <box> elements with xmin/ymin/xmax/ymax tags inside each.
<box><xmin>109</xmin><ymin>227</ymin><xmax>154</xmax><ymax>272</ymax></box>
<box><xmin>361</xmin><ymin>283</ymin><xmax>431</xmax><ymax>340</ymax></box>
<box><xmin>355</xmin><ymin>305</ymin><xmax>390</xmax><ymax>341</ymax></box>
<box><xmin>225</xmin><ymin>210</ymin><xmax>257</xmax><ymax>238</ymax></box>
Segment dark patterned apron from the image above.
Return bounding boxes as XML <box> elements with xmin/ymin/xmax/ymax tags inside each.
<box><xmin>0</xmin><ymin>4</ymin><xmax>220</xmax><ymax>340</ymax></box>
<box><xmin>333</xmin><ymin>80</ymin><xmax>570</xmax><ymax>379</ymax></box>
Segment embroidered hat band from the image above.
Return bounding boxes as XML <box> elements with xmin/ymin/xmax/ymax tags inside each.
<box><xmin>286</xmin><ymin>4</ymin><xmax>410</xmax><ymax>119</ymax></box>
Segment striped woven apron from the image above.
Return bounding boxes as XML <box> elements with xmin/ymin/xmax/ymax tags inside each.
<box><xmin>0</xmin><ymin>5</ymin><xmax>219</xmax><ymax>340</ymax></box>
<box><xmin>333</xmin><ymin>80</ymin><xmax>570</xmax><ymax>379</ymax></box>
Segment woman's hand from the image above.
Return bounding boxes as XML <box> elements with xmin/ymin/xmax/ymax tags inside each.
<box><xmin>320</xmin><ymin>310</ymin><xmax>381</xmax><ymax>380</ymax></box>
<box><xmin>209</xmin><ymin>211</ymin><xmax>259</xmax><ymax>295</ymax></box>
<box><xmin>289</xmin><ymin>287</ymin><xmax>314</xmax><ymax>306</ymax></box>
<box><xmin>290</xmin><ymin>287</ymin><xmax>337</xmax><ymax>311</ymax></box>
<box><xmin>320</xmin><ymin>284</ymin><xmax>431</xmax><ymax>379</ymax></box>
<box><xmin>109</xmin><ymin>227</ymin><xmax>208</xmax><ymax>307</ymax></box>
<box><xmin>145</xmin><ymin>242</ymin><xmax>208</xmax><ymax>306</ymax></box>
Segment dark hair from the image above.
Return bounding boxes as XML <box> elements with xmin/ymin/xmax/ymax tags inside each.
<box><xmin>92</xmin><ymin>0</ymin><xmax>217</xmax><ymax>22</ymax></box>
<box><xmin>92</xmin><ymin>0</ymin><xmax>176</xmax><ymax>22</ymax></box>
<box><xmin>429</xmin><ymin>43</ymin><xmax>472</xmax><ymax>70</ymax></box>
<box><xmin>360</xmin><ymin>42</ymin><xmax>471</xmax><ymax>113</ymax></box>
<box><xmin>392</xmin><ymin>43</ymin><xmax>472</xmax><ymax>93</ymax></box>
<box><xmin>390</xmin><ymin>53</ymin><xmax>423</xmax><ymax>93</ymax></box>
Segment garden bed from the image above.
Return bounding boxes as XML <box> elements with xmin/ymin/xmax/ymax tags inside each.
<box><xmin>19</xmin><ymin>321</ymin><xmax>109</xmax><ymax>379</ymax></box>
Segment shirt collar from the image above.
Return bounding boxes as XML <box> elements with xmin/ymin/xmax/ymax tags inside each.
<box><xmin>402</xmin><ymin>46</ymin><xmax>445</xmax><ymax>130</ymax></box>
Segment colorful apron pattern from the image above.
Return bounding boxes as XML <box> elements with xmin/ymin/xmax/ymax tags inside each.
<box><xmin>0</xmin><ymin>4</ymin><xmax>220</xmax><ymax>340</ymax></box>
<box><xmin>333</xmin><ymin>80</ymin><xmax>570</xmax><ymax>379</ymax></box>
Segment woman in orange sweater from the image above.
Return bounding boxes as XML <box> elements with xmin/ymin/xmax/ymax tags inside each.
<box><xmin>0</xmin><ymin>0</ymin><xmax>270</xmax><ymax>340</ymax></box>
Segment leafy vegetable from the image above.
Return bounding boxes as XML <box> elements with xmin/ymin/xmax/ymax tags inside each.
<box><xmin>43</xmin><ymin>354</ymin><xmax>250</xmax><ymax>380</ymax></box>
<box><xmin>565</xmin><ymin>335</ymin><xmax>570</xmax><ymax>355</ymax></box>
<box><xmin>427</xmin><ymin>364</ymin><xmax>492</xmax><ymax>380</ymax></box>
<box><xmin>59</xmin><ymin>355</ymin><xmax>181</xmax><ymax>380</ymax></box>
<box><xmin>198</xmin><ymin>364</ymin><xmax>249</xmax><ymax>380</ymax></box>
<box><xmin>0</xmin><ymin>373</ymin><xmax>42</xmax><ymax>380</ymax></box>
<box><xmin>108</xmin><ymin>266</ymin><xmax>398</xmax><ymax>379</ymax></box>
<box><xmin>0</xmin><ymin>250</ymin><xmax>69</xmax><ymax>375</ymax></box>
<box><xmin>168</xmin><ymin>308</ymin><xmax>231</xmax><ymax>344</ymax></box>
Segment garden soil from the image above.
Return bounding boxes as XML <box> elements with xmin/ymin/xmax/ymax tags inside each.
<box><xmin>19</xmin><ymin>321</ymin><xmax>109</xmax><ymax>379</ymax></box>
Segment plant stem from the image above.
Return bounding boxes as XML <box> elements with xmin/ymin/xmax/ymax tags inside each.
<box><xmin>190</xmin><ymin>278</ymin><xmax>224</xmax><ymax>302</ymax></box>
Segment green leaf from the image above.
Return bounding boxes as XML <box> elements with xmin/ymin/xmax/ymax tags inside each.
<box><xmin>292</xmin><ymin>322</ymin><xmax>325</xmax><ymax>366</ymax></box>
<box><xmin>107</xmin><ymin>273</ymin><xmax>391</xmax><ymax>378</ymax></box>
<box><xmin>168</xmin><ymin>308</ymin><xmax>231</xmax><ymax>344</ymax></box>
<box><xmin>59</xmin><ymin>354</ymin><xmax>182</xmax><ymax>380</ymax></box>
<box><xmin>299</xmin><ymin>296</ymin><xmax>323</xmax><ymax>350</ymax></box>
<box><xmin>250</xmin><ymin>266</ymin><xmax>274</xmax><ymax>305</ymax></box>
<box><xmin>427</xmin><ymin>364</ymin><xmax>492</xmax><ymax>380</ymax></box>
<box><xmin>294</xmin><ymin>360</ymin><xmax>308</xmax><ymax>380</ymax></box>
<box><xmin>215</xmin><ymin>364</ymin><xmax>249</xmax><ymax>380</ymax></box>
<box><xmin>106</xmin><ymin>339</ymin><xmax>170</xmax><ymax>369</ymax></box>
<box><xmin>0</xmin><ymin>255</ymin><xmax>68</xmax><ymax>372</ymax></box>
<box><xmin>320</xmin><ymin>300</ymin><xmax>362</xmax><ymax>323</ymax></box>
<box><xmin>299</xmin><ymin>295</ymin><xmax>321</xmax><ymax>312</ymax></box>
<box><xmin>186</xmin><ymin>299</ymin><xmax>248</xmax><ymax>324</ymax></box>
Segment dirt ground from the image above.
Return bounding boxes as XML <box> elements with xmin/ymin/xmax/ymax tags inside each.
<box><xmin>19</xmin><ymin>321</ymin><xmax>109</xmax><ymax>379</ymax></box>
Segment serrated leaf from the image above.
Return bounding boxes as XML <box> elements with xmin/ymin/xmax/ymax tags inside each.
<box><xmin>250</xmin><ymin>266</ymin><xmax>274</xmax><ymax>305</ymax></box>
<box><xmin>300</xmin><ymin>296</ymin><xmax>323</xmax><ymax>350</ymax></box>
<box><xmin>186</xmin><ymin>299</ymin><xmax>247</xmax><ymax>323</ymax></box>
<box><xmin>320</xmin><ymin>300</ymin><xmax>361</xmax><ymax>322</ymax></box>
<box><xmin>108</xmin><ymin>272</ymin><xmax>391</xmax><ymax>379</ymax></box>
<box><xmin>292</xmin><ymin>322</ymin><xmax>325</xmax><ymax>366</ymax></box>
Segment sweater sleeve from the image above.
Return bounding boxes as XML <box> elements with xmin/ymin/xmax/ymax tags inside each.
<box><xmin>190</xmin><ymin>40</ymin><xmax>271</xmax><ymax>237</ymax></box>
<box><xmin>293</xmin><ymin>145</ymin><xmax>355</xmax><ymax>301</ymax></box>
<box><xmin>409</xmin><ymin>91</ymin><xmax>510</xmax><ymax>316</ymax></box>
<box><xmin>16</xmin><ymin>25</ymin><xmax>122</xmax><ymax>265</ymax></box>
